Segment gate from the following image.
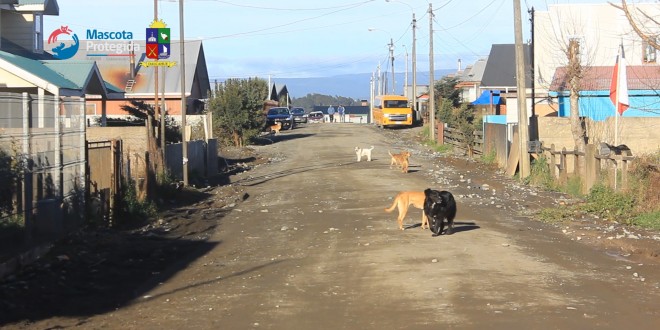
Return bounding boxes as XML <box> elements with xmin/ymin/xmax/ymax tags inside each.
<box><xmin>86</xmin><ymin>140</ymin><xmax>122</xmax><ymax>226</ymax></box>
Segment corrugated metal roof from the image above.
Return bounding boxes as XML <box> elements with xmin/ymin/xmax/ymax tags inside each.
<box><xmin>42</xmin><ymin>60</ymin><xmax>95</xmax><ymax>87</ymax></box>
<box><xmin>458</xmin><ymin>58</ymin><xmax>488</xmax><ymax>83</ymax></box>
<box><xmin>0</xmin><ymin>50</ymin><xmax>78</xmax><ymax>89</ymax></box>
<box><xmin>64</xmin><ymin>40</ymin><xmax>209</xmax><ymax>98</ymax></box>
<box><xmin>549</xmin><ymin>66</ymin><xmax>660</xmax><ymax>91</ymax></box>
<box><xmin>480</xmin><ymin>44</ymin><xmax>531</xmax><ymax>88</ymax></box>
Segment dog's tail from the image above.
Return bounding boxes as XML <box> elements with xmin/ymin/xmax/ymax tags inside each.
<box><xmin>388</xmin><ymin>150</ymin><xmax>393</xmax><ymax>157</ymax></box>
<box><xmin>384</xmin><ymin>194</ymin><xmax>399</xmax><ymax>213</ymax></box>
<box><xmin>369</xmin><ymin>146</ymin><xmax>374</xmax><ymax>150</ymax></box>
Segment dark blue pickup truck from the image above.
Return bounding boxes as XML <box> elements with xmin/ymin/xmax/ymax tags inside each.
<box><xmin>266</xmin><ymin>107</ymin><xmax>295</xmax><ymax>131</ymax></box>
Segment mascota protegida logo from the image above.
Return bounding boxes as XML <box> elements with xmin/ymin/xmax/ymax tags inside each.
<box><xmin>47</xmin><ymin>26</ymin><xmax>80</xmax><ymax>59</ymax></box>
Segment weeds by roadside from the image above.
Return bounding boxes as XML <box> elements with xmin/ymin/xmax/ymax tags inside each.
<box><xmin>527</xmin><ymin>152</ymin><xmax>660</xmax><ymax>230</ymax></box>
<box><xmin>419</xmin><ymin>125</ymin><xmax>453</xmax><ymax>153</ymax></box>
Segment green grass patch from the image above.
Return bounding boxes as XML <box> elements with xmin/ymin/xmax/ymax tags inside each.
<box><xmin>562</xmin><ymin>176</ymin><xmax>583</xmax><ymax>197</ymax></box>
<box><xmin>631</xmin><ymin>211</ymin><xmax>660</xmax><ymax>230</ymax></box>
<box><xmin>526</xmin><ymin>156</ymin><xmax>558</xmax><ymax>191</ymax></box>
<box><xmin>536</xmin><ymin>207</ymin><xmax>577</xmax><ymax>223</ymax></box>
<box><xmin>480</xmin><ymin>149</ymin><xmax>497</xmax><ymax>165</ymax></box>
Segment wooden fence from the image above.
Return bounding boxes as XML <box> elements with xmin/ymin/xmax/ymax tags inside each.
<box><xmin>533</xmin><ymin>143</ymin><xmax>636</xmax><ymax>193</ymax></box>
<box><xmin>438</xmin><ymin>122</ymin><xmax>638</xmax><ymax>193</ymax></box>
<box><xmin>437</xmin><ymin>123</ymin><xmax>483</xmax><ymax>156</ymax></box>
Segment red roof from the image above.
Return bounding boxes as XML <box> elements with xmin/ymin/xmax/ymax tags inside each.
<box><xmin>549</xmin><ymin>65</ymin><xmax>660</xmax><ymax>91</ymax></box>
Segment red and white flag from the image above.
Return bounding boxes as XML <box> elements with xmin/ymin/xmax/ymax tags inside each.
<box><xmin>609</xmin><ymin>45</ymin><xmax>629</xmax><ymax>115</ymax></box>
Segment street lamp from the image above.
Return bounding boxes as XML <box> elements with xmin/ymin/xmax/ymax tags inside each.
<box><xmin>368</xmin><ymin>28</ymin><xmax>395</xmax><ymax>94</ymax></box>
<box><xmin>385</xmin><ymin>0</ymin><xmax>416</xmax><ymax>118</ymax></box>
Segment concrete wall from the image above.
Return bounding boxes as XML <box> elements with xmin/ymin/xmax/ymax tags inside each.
<box><xmin>537</xmin><ymin>117</ymin><xmax>660</xmax><ymax>155</ymax></box>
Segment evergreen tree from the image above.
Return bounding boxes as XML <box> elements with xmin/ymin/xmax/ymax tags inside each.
<box><xmin>209</xmin><ymin>78</ymin><xmax>268</xmax><ymax>147</ymax></box>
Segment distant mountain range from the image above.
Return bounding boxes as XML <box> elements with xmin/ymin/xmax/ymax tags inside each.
<box><xmin>274</xmin><ymin>70</ymin><xmax>455</xmax><ymax>100</ymax></box>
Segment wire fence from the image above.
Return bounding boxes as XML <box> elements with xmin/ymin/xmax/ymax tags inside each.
<box><xmin>0</xmin><ymin>92</ymin><xmax>86</xmax><ymax>240</ymax></box>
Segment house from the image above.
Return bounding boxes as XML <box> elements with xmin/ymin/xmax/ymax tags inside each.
<box><xmin>269</xmin><ymin>83</ymin><xmax>290</xmax><ymax>106</ymax></box>
<box><xmin>549</xmin><ymin>65</ymin><xmax>660</xmax><ymax>121</ymax></box>
<box><xmin>474</xmin><ymin>44</ymin><xmax>532</xmax><ymax>117</ymax></box>
<box><xmin>0</xmin><ymin>0</ymin><xmax>59</xmax><ymax>59</ymax></box>
<box><xmin>455</xmin><ymin>58</ymin><xmax>487</xmax><ymax>104</ymax></box>
<box><xmin>534</xmin><ymin>3</ymin><xmax>660</xmax><ymax>118</ymax></box>
<box><xmin>61</xmin><ymin>40</ymin><xmax>211</xmax><ymax>125</ymax></box>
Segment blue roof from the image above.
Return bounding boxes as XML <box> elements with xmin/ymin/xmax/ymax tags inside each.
<box><xmin>472</xmin><ymin>90</ymin><xmax>501</xmax><ymax>105</ymax></box>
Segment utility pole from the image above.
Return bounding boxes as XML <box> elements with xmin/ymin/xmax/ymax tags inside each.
<box><xmin>389</xmin><ymin>37</ymin><xmax>395</xmax><ymax>94</ymax></box>
<box><xmin>370</xmin><ymin>72</ymin><xmax>375</xmax><ymax>123</ymax></box>
<box><xmin>528</xmin><ymin>6</ymin><xmax>538</xmax><ymax>141</ymax></box>
<box><xmin>180</xmin><ymin>0</ymin><xmax>188</xmax><ymax>186</ymax></box>
<box><xmin>152</xmin><ymin>0</ymin><xmax>167</xmax><ymax>167</ymax></box>
<box><xmin>428</xmin><ymin>3</ymin><xmax>435</xmax><ymax>142</ymax></box>
<box><xmin>412</xmin><ymin>13</ymin><xmax>417</xmax><ymax>123</ymax></box>
<box><xmin>514</xmin><ymin>0</ymin><xmax>531</xmax><ymax>178</ymax></box>
<box><xmin>403</xmin><ymin>45</ymin><xmax>408</xmax><ymax>98</ymax></box>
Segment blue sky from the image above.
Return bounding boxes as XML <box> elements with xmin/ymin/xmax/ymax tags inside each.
<box><xmin>44</xmin><ymin>0</ymin><xmax>619</xmax><ymax>80</ymax></box>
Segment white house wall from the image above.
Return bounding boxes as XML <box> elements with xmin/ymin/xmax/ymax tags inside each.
<box><xmin>534</xmin><ymin>3</ymin><xmax>660</xmax><ymax>93</ymax></box>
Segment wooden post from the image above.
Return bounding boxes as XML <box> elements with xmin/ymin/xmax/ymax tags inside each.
<box><xmin>549</xmin><ymin>144</ymin><xmax>557</xmax><ymax>179</ymax></box>
<box><xmin>621</xmin><ymin>158</ymin><xmax>628</xmax><ymax>190</ymax></box>
<box><xmin>584</xmin><ymin>144</ymin><xmax>596</xmax><ymax>194</ymax></box>
<box><xmin>437</xmin><ymin>121</ymin><xmax>444</xmax><ymax>145</ymax></box>
<box><xmin>559</xmin><ymin>147</ymin><xmax>568</xmax><ymax>185</ymax></box>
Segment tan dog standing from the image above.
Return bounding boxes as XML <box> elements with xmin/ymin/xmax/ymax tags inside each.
<box><xmin>270</xmin><ymin>122</ymin><xmax>282</xmax><ymax>134</ymax></box>
<box><xmin>384</xmin><ymin>191</ymin><xmax>428</xmax><ymax>230</ymax></box>
<box><xmin>388</xmin><ymin>150</ymin><xmax>411</xmax><ymax>173</ymax></box>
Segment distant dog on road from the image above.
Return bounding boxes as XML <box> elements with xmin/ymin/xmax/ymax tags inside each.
<box><xmin>269</xmin><ymin>122</ymin><xmax>282</xmax><ymax>134</ymax></box>
<box><xmin>388</xmin><ymin>150</ymin><xmax>411</xmax><ymax>173</ymax></box>
<box><xmin>355</xmin><ymin>146</ymin><xmax>374</xmax><ymax>162</ymax></box>
<box><xmin>423</xmin><ymin>189</ymin><xmax>457</xmax><ymax>237</ymax></box>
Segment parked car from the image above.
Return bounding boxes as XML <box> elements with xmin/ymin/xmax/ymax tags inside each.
<box><xmin>290</xmin><ymin>107</ymin><xmax>307</xmax><ymax>124</ymax></box>
<box><xmin>307</xmin><ymin>111</ymin><xmax>324</xmax><ymax>123</ymax></box>
<box><xmin>266</xmin><ymin>107</ymin><xmax>295</xmax><ymax>130</ymax></box>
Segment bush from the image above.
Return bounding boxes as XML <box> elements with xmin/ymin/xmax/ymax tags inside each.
<box><xmin>526</xmin><ymin>156</ymin><xmax>558</xmax><ymax>191</ymax></box>
<box><xmin>582</xmin><ymin>184</ymin><xmax>635</xmax><ymax>223</ymax></box>
<box><xmin>116</xmin><ymin>179</ymin><xmax>157</xmax><ymax>225</ymax></box>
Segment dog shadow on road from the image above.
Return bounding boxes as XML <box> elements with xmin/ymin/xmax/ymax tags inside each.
<box><xmin>403</xmin><ymin>221</ymin><xmax>480</xmax><ymax>234</ymax></box>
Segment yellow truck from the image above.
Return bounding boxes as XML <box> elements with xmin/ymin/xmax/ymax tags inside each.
<box><xmin>372</xmin><ymin>94</ymin><xmax>413</xmax><ymax>128</ymax></box>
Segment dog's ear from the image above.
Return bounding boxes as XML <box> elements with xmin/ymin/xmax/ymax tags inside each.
<box><xmin>424</xmin><ymin>188</ymin><xmax>431</xmax><ymax>196</ymax></box>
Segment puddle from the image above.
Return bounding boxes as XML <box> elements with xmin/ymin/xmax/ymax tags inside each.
<box><xmin>605</xmin><ymin>251</ymin><xmax>631</xmax><ymax>262</ymax></box>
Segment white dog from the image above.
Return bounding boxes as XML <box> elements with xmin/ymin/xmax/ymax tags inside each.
<box><xmin>355</xmin><ymin>146</ymin><xmax>374</xmax><ymax>162</ymax></box>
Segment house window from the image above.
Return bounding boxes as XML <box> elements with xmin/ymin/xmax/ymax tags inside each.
<box><xmin>643</xmin><ymin>37</ymin><xmax>657</xmax><ymax>63</ymax></box>
<box><xmin>34</xmin><ymin>14</ymin><xmax>43</xmax><ymax>52</ymax></box>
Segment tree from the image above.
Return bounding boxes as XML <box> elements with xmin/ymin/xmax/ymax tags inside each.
<box><xmin>209</xmin><ymin>78</ymin><xmax>268</xmax><ymax>147</ymax></box>
<box><xmin>567</xmin><ymin>39</ymin><xmax>587</xmax><ymax>168</ymax></box>
<box><xmin>292</xmin><ymin>94</ymin><xmax>358</xmax><ymax>111</ymax></box>
<box><xmin>434</xmin><ymin>76</ymin><xmax>461</xmax><ymax>108</ymax></box>
<box><xmin>119</xmin><ymin>100</ymin><xmax>181</xmax><ymax>144</ymax></box>
<box><xmin>611</xmin><ymin>0</ymin><xmax>660</xmax><ymax>51</ymax></box>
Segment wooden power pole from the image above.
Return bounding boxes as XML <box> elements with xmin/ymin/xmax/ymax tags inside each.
<box><xmin>513</xmin><ymin>0</ymin><xmax>530</xmax><ymax>178</ymax></box>
<box><xmin>428</xmin><ymin>3</ymin><xmax>435</xmax><ymax>142</ymax></box>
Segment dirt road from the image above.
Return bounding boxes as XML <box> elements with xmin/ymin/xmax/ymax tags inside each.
<box><xmin>2</xmin><ymin>123</ymin><xmax>660</xmax><ymax>329</ymax></box>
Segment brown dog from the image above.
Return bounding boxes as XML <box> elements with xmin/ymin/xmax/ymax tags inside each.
<box><xmin>388</xmin><ymin>150</ymin><xmax>411</xmax><ymax>173</ymax></box>
<box><xmin>270</xmin><ymin>122</ymin><xmax>282</xmax><ymax>134</ymax></box>
<box><xmin>384</xmin><ymin>191</ymin><xmax>428</xmax><ymax>230</ymax></box>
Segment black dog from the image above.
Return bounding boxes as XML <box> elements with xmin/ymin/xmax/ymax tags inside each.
<box><xmin>423</xmin><ymin>189</ymin><xmax>457</xmax><ymax>237</ymax></box>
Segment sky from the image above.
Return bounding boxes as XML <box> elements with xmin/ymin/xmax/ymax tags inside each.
<box><xmin>43</xmin><ymin>0</ymin><xmax>634</xmax><ymax>81</ymax></box>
